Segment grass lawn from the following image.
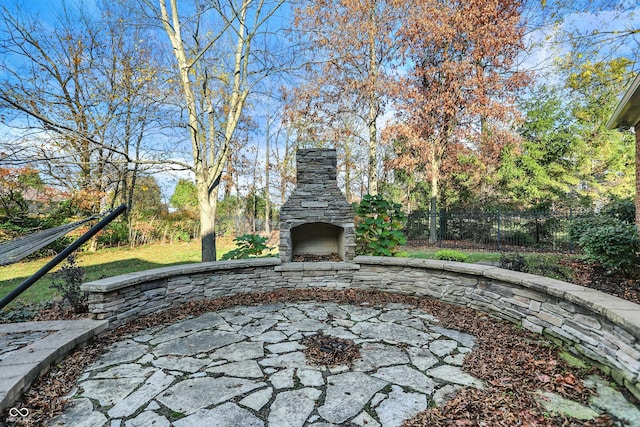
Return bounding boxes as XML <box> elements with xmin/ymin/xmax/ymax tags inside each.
<box><xmin>1</xmin><ymin>240</ymin><xmax>523</xmax><ymax>312</ymax></box>
<box><xmin>0</xmin><ymin>240</ymin><xmax>236</xmax><ymax>311</ymax></box>
<box><xmin>404</xmin><ymin>248</ymin><xmax>503</xmax><ymax>264</ymax></box>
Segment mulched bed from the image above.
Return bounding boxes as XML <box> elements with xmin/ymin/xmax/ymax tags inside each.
<box><xmin>561</xmin><ymin>258</ymin><xmax>640</xmax><ymax>304</ymax></box>
<box><xmin>3</xmin><ymin>288</ymin><xmax>634</xmax><ymax>427</ymax></box>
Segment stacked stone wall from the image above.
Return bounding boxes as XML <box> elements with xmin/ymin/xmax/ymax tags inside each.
<box><xmin>81</xmin><ymin>256</ymin><xmax>640</xmax><ymax>400</ymax></box>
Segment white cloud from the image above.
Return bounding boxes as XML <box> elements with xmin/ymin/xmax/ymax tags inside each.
<box><xmin>519</xmin><ymin>6</ymin><xmax>640</xmax><ymax>83</ymax></box>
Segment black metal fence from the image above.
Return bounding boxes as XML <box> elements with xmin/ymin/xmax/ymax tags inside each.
<box><xmin>404</xmin><ymin>210</ymin><xmax>587</xmax><ymax>253</ymax></box>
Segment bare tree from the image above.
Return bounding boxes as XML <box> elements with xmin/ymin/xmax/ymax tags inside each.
<box><xmin>143</xmin><ymin>0</ymin><xmax>287</xmax><ymax>261</ymax></box>
<box><xmin>0</xmin><ymin>1</ymin><xmax>163</xmax><ymax>216</ymax></box>
<box><xmin>290</xmin><ymin>0</ymin><xmax>402</xmax><ymax>195</ymax></box>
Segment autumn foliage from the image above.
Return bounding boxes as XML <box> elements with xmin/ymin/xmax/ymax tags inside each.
<box><xmin>386</xmin><ymin>0</ymin><xmax>530</xmax><ymax>208</ymax></box>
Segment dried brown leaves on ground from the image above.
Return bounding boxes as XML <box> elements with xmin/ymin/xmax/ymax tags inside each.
<box><xmin>302</xmin><ymin>333</ymin><xmax>361</xmax><ymax>366</ymax></box>
<box><xmin>291</xmin><ymin>253</ymin><xmax>343</xmax><ymax>262</ymax></box>
<box><xmin>561</xmin><ymin>259</ymin><xmax>640</xmax><ymax>305</ymax></box>
<box><xmin>4</xmin><ymin>288</ymin><xmax>634</xmax><ymax>427</ymax></box>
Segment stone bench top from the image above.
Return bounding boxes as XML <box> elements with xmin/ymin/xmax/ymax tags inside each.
<box><xmin>0</xmin><ymin>319</ymin><xmax>108</xmax><ymax>413</ymax></box>
<box><xmin>80</xmin><ymin>255</ymin><xmax>640</xmax><ymax>340</ymax></box>
<box><xmin>81</xmin><ymin>257</ymin><xmax>281</xmax><ymax>293</ymax></box>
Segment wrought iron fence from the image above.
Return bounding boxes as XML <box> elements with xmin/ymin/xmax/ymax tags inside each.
<box><xmin>404</xmin><ymin>209</ymin><xmax>587</xmax><ymax>253</ymax></box>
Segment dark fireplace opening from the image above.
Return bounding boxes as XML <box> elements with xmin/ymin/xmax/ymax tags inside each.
<box><xmin>290</xmin><ymin>222</ymin><xmax>344</xmax><ymax>262</ymax></box>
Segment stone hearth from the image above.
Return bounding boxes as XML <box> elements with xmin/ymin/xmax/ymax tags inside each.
<box><xmin>279</xmin><ymin>149</ymin><xmax>355</xmax><ymax>263</ymax></box>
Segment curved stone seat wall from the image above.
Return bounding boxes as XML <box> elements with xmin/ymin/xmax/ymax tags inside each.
<box><xmin>81</xmin><ymin>256</ymin><xmax>640</xmax><ymax>399</ymax></box>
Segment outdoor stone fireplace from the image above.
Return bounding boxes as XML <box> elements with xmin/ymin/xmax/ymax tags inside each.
<box><xmin>279</xmin><ymin>149</ymin><xmax>355</xmax><ymax>262</ymax></box>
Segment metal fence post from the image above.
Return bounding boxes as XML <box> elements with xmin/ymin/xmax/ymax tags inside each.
<box><xmin>569</xmin><ymin>208</ymin><xmax>573</xmax><ymax>254</ymax></box>
<box><xmin>438</xmin><ymin>210</ymin><xmax>443</xmax><ymax>246</ymax></box>
<box><xmin>497</xmin><ymin>211</ymin><xmax>501</xmax><ymax>251</ymax></box>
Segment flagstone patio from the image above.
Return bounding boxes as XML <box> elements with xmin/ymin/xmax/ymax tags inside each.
<box><xmin>43</xmin><ymin>301</ymin><xmax>639</xmax><ymax>427</ymax></box>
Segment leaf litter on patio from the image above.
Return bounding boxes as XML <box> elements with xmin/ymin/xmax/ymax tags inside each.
<box><xmin>4</xmin><ymin>288</ymin><xmax>635</xmax><ymax>426</ymax></box>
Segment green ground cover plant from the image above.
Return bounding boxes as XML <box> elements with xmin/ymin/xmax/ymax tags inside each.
<box><xmin>434</xmin><ymin>249</ymin><xmax>469</xmax><ymax>262</ymax></box>
<box><xmin>500</xmin><ymin>253</ymin><xmax>574</xmax><ymax>282</ymax></box>
<box><xmin>405</xmin><ymin>249</ymin><xmax>501</xmax><ymax>264</ymax></box>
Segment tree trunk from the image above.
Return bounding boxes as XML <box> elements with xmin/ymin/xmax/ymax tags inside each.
<box><xmin>200</xmin><ymin>208</ymin><xmax>216</xmax><ymax>262</ymax></box>
<box><xmin>429</xmin><ymin>157</ymin><xmax>439</xmax><ymax>244</ymax></box>
<box><xmin>198</xmin><ymin>182</ymin><xmax>217</xmax><ymax>262</ymax></box>
<box><xmin>367</xmin><ymin>8</ymin><xmax>378</xmax><ymax>196</ymax></box>
<box><xmin>265</xmin><ymin>135</ymin><xmax>271</xmax><ymax>235</ymax></box>
<box><xmin>368</xmin><ymin>99</ymin><xmax>378</xmax><ymax>196</ymax></box>
<box><xmin>345</xmin><ymin>153</ymin><xmax>352</xmax><ymax>203</ymax></box>
<box><xmin>635</xmin><ymin>122</ymin><xmax>640</xmax><ymax>232</ymax></box>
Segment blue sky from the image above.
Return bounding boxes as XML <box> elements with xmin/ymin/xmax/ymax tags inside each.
<box><xmin>0</xmin><ymin>0</ymin><xmax>637</xmax><ymax>202</ymax></box>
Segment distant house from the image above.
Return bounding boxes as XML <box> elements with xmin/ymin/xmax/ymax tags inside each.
<box><xmin>607</xmin><ymin>73</ymin><xmax>640</xmax><ymax>230</ymax></box>
<box><xmin>22</xmin><ymin>187</ymin><xmax>69</xmax><ymax>214</ymax></box>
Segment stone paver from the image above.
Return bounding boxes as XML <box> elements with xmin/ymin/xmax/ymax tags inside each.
<box><xmin>535</xmin><ymin>391</ymin><xmax>600</xmax><ymax>420</ymax></box>
<box><xmin>173</xmin><ymin>403</ymin><xmax>263</xmax><ymax>427</ymax></box>
<box><xmin>156</xmin><ymin>377</ymin><xmax>264</xmax><ymax>415</ymax></box>
<box><xmin>240</xmin><ymin>387</ymin><xmax>273</xmax><ymax>411</ymax></box>
<box><xmin>46</xmin><ymin>301</ymin><xmax>630</xmax><ymax>426</ymax></box>
<box><xmin>375</xmin><ymin>385</ymin><xmax>428</xmax><ymax>427</ymax></box>
<box><xmin>107</xmin><ymin>371</ymin><xmax>175</xmax><ymax>418</ymax></box>
<box><xmin>0</xmin><ymin>317</ymin><xmax>109</xmax><ymax>414</ymax></box>
<box><xmin>268</xmin><ymin>388</ymin><xmax>321</xmax><ymax>426</ymax></box>
<box><xmin>48</xmin><ymin>398</ymin><xmax>107</xmax><ymax>427</ymax></box>
<box><xmin>318</xmin><ymin>372</ymin><xmax>387</xmax><ymax>423</ymax></box>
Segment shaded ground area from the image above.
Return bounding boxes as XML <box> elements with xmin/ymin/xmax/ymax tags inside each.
<box><xmin>564</xmin><ymin>259</ymin><xmax>640</xmax><ymax>305</ymax></box>
<box><xmin>3</xmin><ymin>289</ymin><xmax>638</xmax><ymax>426</ymax></box>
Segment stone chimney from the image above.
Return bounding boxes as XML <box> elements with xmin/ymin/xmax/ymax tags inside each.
<box><xmin>279</xmin><ymin>149</ymin><xmax>355</xmax><ymax>262</ymax></box>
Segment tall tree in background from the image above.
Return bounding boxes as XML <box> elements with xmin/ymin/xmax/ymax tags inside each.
<box><xmin>386</xmin><ymin>0</ymin><xmax>529</xmax><ymax>241</ymax></box>
<box><xmin>291</xmin><ymin>0</ymin><xmax>401</xmax><ymax>195</ymax></box>
<box><xmin>170</xmin><ymin>178</ymin><xmax>199</xmax><ymax>215</ymax></box>
<box><xmin>497</xmin><ymin>85</ymin><xmax>582</xmax><ymax>209</ymax></box>
<box><xmin>566</xmin><ymin>58</ymin><xmax>635</xmax><ymax>203</ymax></box>
<box><xmin>144</xmin><ymin>0</ymin><xmax>286</xmax><ymax>261</ymax></box>
<box><xmin>540</xmin><ymin>0</ymin><xmax>639</xmax><ymax>71</ymax></box>
<box><xmin>0</xmin><ymin>1</ymin><xmax>161</xmax><ymax>215</ymax></box>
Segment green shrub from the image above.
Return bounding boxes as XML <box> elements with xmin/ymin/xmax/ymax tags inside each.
<box><xmin>525</xmin><ymin>254</ymin><xmax>573</xmax><ymax>282</ymax></box>
<box><xmin>221</xmin><ymin>234</ymin><xmax>272</xmax><ymax>260</ymax></box>
<box><xmin>578</xmin><ymin>220</ymin><xmax>640</xmax><ymax>273</ymax></box>
<box><xmin>172</xmin><ymin>230</ymin><xmax>191</xmax><ymax>242</ymax></box>
<box><xmin>507</xmin><ymin>230</ymin><xmax>535</xmax><ymax>246</ymax></box>
<box><xmin>600</xmin><ymin>196</ymin><xmax>635</xmax><ymax>224</ymax></box>
<box><xmin>434</xmin><ymin>249</ymin><xmax>468</xmax><ymax>262</ymax></box>
<box><xmin>96</xmin><ymin>221</ymin><xmax>130</xmax><ymax>247</ymax></box>
<box><xmin>568</xmin><ymin>214</ymin><xmax>609</xmax><ymax>243</ymax></box>
<box><xmin>49</xmin><ymin>254</ymin><xmax>87</xmax><ymax>313</ymax></box>
<box><xmin>355</xmin><ymin>194</ymin><xmax>407</xmax><ymax>256</ymax></box>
